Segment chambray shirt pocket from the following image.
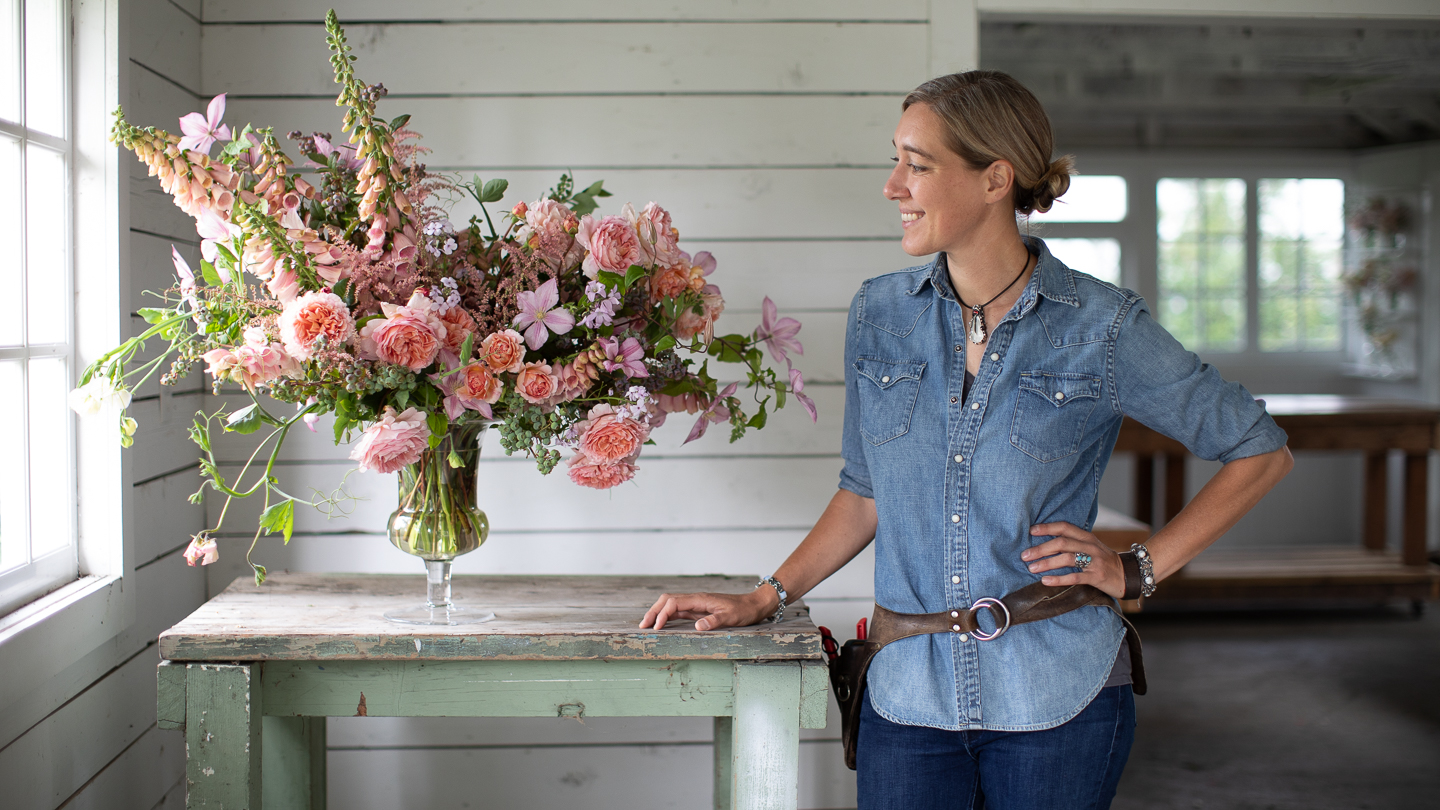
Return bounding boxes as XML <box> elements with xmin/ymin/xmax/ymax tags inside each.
<box><xmin>854</xmin><ymin>357</ymin><xmax>926</xmax><ymax>446</ymax></box>
<box><xmin>1009</xmin><ymin>370</ymin><xmax>1103</xmax><ymax>462</ymax></box>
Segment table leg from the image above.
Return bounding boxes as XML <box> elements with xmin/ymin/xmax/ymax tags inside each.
<box><xmin>186</xmin><ymin>663</ymin><xmax>262</xmax><ymax>808</ymax></box>
<box><xmin>726</xmin><ymin>662</ymin><xmax>802</xmax><ymax>810</ymax></box>
<box><xmin>263</xmin><ymin>716</ymin><xmax>327</xmax><ymax>809</ymax></box>
<box><xmin>1403</xmin><ymin>453</ymin><xmax>1429</xmax><ymax>566</ymax></box>
<box><xmin>1364</xmin><ymin>451</ymin><xmax>1389</xmax><ymax>551</ymax></box>
<box><xmin>714</xmin><ymin>716</ymin><xmax>734</xmax><ymax>810</ymax></box>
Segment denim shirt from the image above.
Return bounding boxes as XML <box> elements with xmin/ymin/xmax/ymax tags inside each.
<box><xmin>840</xmin><ymin>238</ymin><xmax>1287</xmax><ymax>732</ymax></box>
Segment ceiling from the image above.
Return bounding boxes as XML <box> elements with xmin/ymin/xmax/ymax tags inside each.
<box><xmin>980</xmin><ymin>18</ymin><xmax>1440</xmax><ymax>150</ymax></box>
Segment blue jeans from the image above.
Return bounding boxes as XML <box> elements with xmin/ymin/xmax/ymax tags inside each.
<box><xmin>856</xmin><ymin>685</ymin><xmax>1135</xmax><ymax>810</ymax></box>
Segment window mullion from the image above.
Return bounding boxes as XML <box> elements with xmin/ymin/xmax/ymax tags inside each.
<box><xmin>1244</xmin><ymin>177</ymin><xmax>1260</xmax><ymax>356</ymax></box>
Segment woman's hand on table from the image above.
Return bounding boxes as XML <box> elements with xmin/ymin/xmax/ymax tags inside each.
<box><xmin>1022</xmin><ymin>521</ymin><xmax>1126</xmax><ymax>599</ymax></box>
<box><xmin>639</xmin><ymin>587</ymin><xmax>777</xmax><ymax>631</ymax></box>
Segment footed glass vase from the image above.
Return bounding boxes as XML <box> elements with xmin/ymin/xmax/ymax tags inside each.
<box><xmin>383</xmin><ymin>421</ymin><xmax>497</xmax><ymax>625</ymax></box>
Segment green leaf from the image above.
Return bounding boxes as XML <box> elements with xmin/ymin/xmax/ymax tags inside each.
<box><xmin>654</xmin><ymin>335</ymin><xmax>676</xmax><ymax>353</ymax></box>
<box><xmin>137</xmin><ymin>307</ymin><xmax>169</xmax><ymax>324</ymax></box>
<box><xmin>333</xmin><ymin>413</ymin><xmax>352</xmax><ymax>444</ymax></box>
<box><xmin>595</xmin><ymin>270</ymin><xmax>623</xmax><ymax>289</ymax></box>
<box><xmin>259</xmin><ymin>499</ymin><xmax>296</xmax><ymax>544</ymax></box>
<box><xmin>426</xmin><ymin>411</ymin><xmax>449</xmax><ymax>449</ymax></box>
<box><xmin>623</xmin><ymin>264</ymin><xmax>647</xmax><ymax>291</ymax></box>
<box><xmin>570</xmin><ymin>180</ymin><xmax>611</xmax><ymax>216</ymax></box>
<box><xmin>252</xmin><ymin>563</ymin><xmax>267</xmax><ymax>586</ymax></box>
<box><xmin>213</xmin><ymin>242</ymin><xmax>238</xmax><ymax>265</ymax></box>
<box><xmin>354</xmin><ymin>314</ymin><xmax>382</xmax><ymax>330</ymax></box>
<box><xmin>775</xmin><ymin>382</ymin><xmax>787</xmax><ymax>409</ymax></box>
<box><xmin>189</xmin><ymin>414</ymin><xmax>212</xmax><ymax>453</ymax></box>
<box><xmin>332</xmin><ymin>277</ymin><xmax>350</xmax><ymax>300</ymax></box>
<box><xmin>389</xmin><ymin>113</ymin><xmax>411</xmax><ymax>130</ymax></box>
<box><xmin>200</xmin><ymin>260</ymin><xmax>223</xmax><ymax>287</ymax></box>
<box><xmin>395</xmin><ymin>389</ymin><xmax>409</xmax><ymax>409</ymax></box>
<box><xmin>223</xmin><ymin>404</ymin><xmax>263</xmax><ymax>434</ymax></box>
<box><xmin>459</xmin><ymin>332</ymin><xmax>475</xmax><ymax>367</ymax></box>
<box><xmin>479</xmin><ymin>178</ymin><xmax>509</xmax><ymax>203</ymax></box>
<box><xmin>747</xmin><ymin>407</ymin><xmax>768</xmax><ymax>429</ymax></box>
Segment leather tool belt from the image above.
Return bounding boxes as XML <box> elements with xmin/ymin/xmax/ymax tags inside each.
<box><xmin>827</xmin><ymin>582</ymin><xmax>1146</xmax><ymax>770</ymax></box>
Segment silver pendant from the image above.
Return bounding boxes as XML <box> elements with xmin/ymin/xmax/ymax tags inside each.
<box><xmin>968</xmin><ymin>307</ymin><xmax>986</xmax><ymax>344</ymax></box>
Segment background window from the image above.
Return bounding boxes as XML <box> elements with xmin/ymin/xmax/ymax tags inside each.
<box><xmin>1258</xmin><ymin>178</ymin><xmax>1344</xmax><ymax>351</ymax></box>
<box><xmin>1029</xmin><ymin>175</ymin><xmax>1127</xmax><ymax>223</ymax></box>
<box><xmin>1157</xmin><ymin>178</ymin><xmax>1246</xmax><ymax>352</ymax></box>
<box><xmin>1046</xmin><ymin>237</ymin><xmax>1121</xmax><ymax>286</ymax></box>
<box><xmin>0</xmin><ymin>0</ymin><xmax>76</xmax><ymax>615</ymax></box>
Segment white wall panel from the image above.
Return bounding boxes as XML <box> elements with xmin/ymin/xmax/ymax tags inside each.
<box><xmin>130</xmin><ymin>0</ymin><xmax>202</xmax><ymax>91</ymax></box>
<box><xmin>204</xmin><ymin>0</ymin><xmax>928</xmax><ymax>23</ymax></box>
<box><xmin>56</xmin><ymin>726</ymin><xmax>185</xmax><ymax>810</ymax></box>
<box><xmin>201</xmin><ymin>22</ymin><xmax>927</xmax><ymax>96</ymax></box>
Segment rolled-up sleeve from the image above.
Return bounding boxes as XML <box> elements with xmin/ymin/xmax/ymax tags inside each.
<box><xmin>838</xmin><ymin>286</ymin><xmax>874</xmax><ymax>498</ymax></box>
<box><xmin>1112</xmin><ymin>299</ymin><xmax>1288</xmax><ymax>463</ymax></box>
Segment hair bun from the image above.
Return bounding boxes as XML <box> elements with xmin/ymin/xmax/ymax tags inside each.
<box><xmin>1028</xmin><ymin>156</ymin><xmax>1075</xmax><ymax>215</ymax></box>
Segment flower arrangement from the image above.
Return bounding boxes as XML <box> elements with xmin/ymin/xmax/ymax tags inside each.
<box><xmin>76</xmin><ymin>11</ymin><xmax>815</xmax><ymax>583</ymax></box>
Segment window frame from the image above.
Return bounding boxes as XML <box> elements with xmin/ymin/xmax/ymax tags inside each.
<box><xmin>0</xmin><ymin>0</ymin><xmax>132</xmax><ymax>714</ymax></box>
<box><xmin>1033</xmin><ymin>149</ymin><xmax>1355</xmax><ymax>387</ymax></box>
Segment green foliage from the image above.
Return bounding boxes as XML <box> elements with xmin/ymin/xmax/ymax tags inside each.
<box><xmin>224</xmin><ymin>403</ymin><xmax>263</xmax><ymax>434</ymax></box>
<box><xmin>259</xmin><ymin>499</ymin><xmax>296</xmax><ymax>544</ymax></box>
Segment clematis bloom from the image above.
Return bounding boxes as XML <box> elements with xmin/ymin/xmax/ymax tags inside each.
<box><xmin>754</xmin><ymin>296</ymin><xmax>804</xmax><ymax>366</ymax></box>
<box><xmin>512</xmin><ymin>278</ymin><xmax>575</xmax><ymax>350</ymax></box>
<box><xmin>177</xmin><ymin>94</ymin><xmax>232</xmax><ymax>155</ymax></box>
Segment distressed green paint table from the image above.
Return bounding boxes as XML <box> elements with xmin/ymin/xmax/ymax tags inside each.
<box><xmin>156</xmin><ymin>572</ymin><xmax>829</xmax><ymax>810</ymax></box>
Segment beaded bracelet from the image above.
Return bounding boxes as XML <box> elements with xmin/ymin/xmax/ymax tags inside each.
<box><xmin>1121</xmin><ymin>543</ymin><xmax>1157</xmax><ymax>598</ymax></box>
<box><xmin>757</xmin><ymin>576</ymin><xmax>788</xmax><ymax>623</ymax></box>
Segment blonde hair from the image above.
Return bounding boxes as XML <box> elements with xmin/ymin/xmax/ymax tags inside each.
<box><xmin>902</xmin><ymin>71</ymin><xmax>1074</xmax><ymax>215</ymax></box>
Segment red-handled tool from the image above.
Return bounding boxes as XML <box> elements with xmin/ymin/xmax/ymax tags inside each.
<box><xmin>856</xmin><ymin>617</ymin><xmax>868</xmax><ymax>641</ymax></box>
<box><xmin>818</xmin><ymin>626</ymin><xmax>839</xmax><ymax>662</ymax></box>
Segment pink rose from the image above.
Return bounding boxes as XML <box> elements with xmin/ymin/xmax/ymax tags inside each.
<box><xmin>577</xmin><ymin>214</ymin><xmax>643</xmax><ymax>278</ymax></box>
<box><xmin>566</xmin><ymin>453</ymin><xmax>637</xmax><ymax>490</ymax></box>
<box><xmin>349</xmin><ymin>406</ymin><xmax>431</xmax><ymax>473</ymax></box>
<box><xmin>673</xmin><ymin>285</ymin><xmax>725</xmax><ymax>343</ymax></box>
<box><xmin>201</xmin><ymin>332</ymin><xmax>298</xmax><ymax>391</ymax></box>
<box><xmin>359</xmin><ymin>292</ymin><xmax>447</xmax><ymax>372</ymax></box>
<box><xmin>280</xmin><ymin>290</ymin><xmax>356</xmax><ymax>361</ymax></box>
<box><xmin>632</xmin><ymin>202</ymin><xmax>682</xmax><ymax>267</ymax></box>
<box><xmin>481</xmin><ymin>329</ymin><xmax>526</xmax><ymax>374</ymax></box>
<box><xmin>436</xmin><ymin>362</ymin><xmax>503</xmax><ymax>420</ymax></box>
<box><xmin>514</xmin><ymin>361</ymin><xmax>558</xmax><ymax>405</ymax></box>
<box><xmin>649</xmin><ymin>260</ymin><xmax>695</xmax><ymax>302</ymax></box>
<box><xmin>518</xmin><ymin>199</ymin><xmax>583</xmax><ymax>272</ymax></box>
<box><xmin>574</xmin><ymin>403</ymin><xmax>649</xmax><ymax>463</ymax></box>
<box><xmin>438</xmin><ymin>305</ymin><xmax>476</xmax><ymax>364</ymax></box>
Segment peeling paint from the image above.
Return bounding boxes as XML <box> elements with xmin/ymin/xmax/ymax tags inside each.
<box><xmin>202</xmin><ymin>766</ymin><xmax>215</xmax><ymax>776</ymax></box>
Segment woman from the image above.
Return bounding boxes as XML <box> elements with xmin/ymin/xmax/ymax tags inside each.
<box><xmin>640</xmin><ymin>71</ymin><xmax>1292</xmax><ymax>809</ymax></box>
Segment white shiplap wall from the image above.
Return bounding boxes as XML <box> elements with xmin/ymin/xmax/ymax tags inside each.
<box><xmin>0</xmin><ymin>1</ymin><xmax>209</xmax><ymax>809</ymax></box>
<box><xmin>190</xmin><ymin>2</ymin><xmax>949</xmax><ymax>808</ymax></box>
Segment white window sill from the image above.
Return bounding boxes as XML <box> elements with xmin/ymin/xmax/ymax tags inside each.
<box><xmin>0</xmin><ymin>574</ymin><xmax>127</xmax><ymax>711</ymax></box>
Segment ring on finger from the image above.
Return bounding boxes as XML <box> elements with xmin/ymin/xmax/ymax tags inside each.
<box><xmin>1074</xmin><ymin>552</ymin><xmax>1093</xmax><ymax>571</ymax></box>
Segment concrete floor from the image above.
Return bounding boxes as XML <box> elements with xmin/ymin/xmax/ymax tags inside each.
<box><xmin>1114</xmin><ymin>604</ymin><xmax>1440</xmax><ymax>810</ymax></box>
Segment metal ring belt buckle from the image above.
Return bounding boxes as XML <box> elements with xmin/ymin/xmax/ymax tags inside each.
<box><xmin>968</xmin><ymin>596</ymin><xmax>1011</xmax><ymax>641</ymax></box>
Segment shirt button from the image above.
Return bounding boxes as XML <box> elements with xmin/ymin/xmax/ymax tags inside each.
<box><xmin>881</xmin><ymin>376</ymin><xmax>890</xmax><ymax>383</ymax></box>
<box><xmin>953</xmin><ymin>454</ymin><xmax>963</xmax><ymax>463</ymax></box>
<box><xmin>990</xmin><ymin>352</ymin><xmax>1000</xmax><ymax>362</ymax></box>
<box><xmin>957</xmin><ymin>633</ymin><xmax>970</xmax><ymax>642</ymax></box>
<box><xmin>1055</xmin><ymin>391</ymin><xmax>1065</xmax><ymax>400</ymax></box>
<box><xmin>951</xmin><ymin>575</ymin><xmax>961</xmax><ymax>584</ymax></box>
<box><xmin>951</xmin><ymin>514</ymin><xmax>960</xmax><ymax>523</ymax></box>
<box><xmin>971</xmin><ymin>402</ymin><xmax>980</xmax><ymax>410</ymax></box>
<box><xmin>951</xmin><ymin>396</ymin><xmax>958</xmax><ymax>404</ymax></box>
<box><xmin>955</xmin><ymin>344</ymin><xmax>963</xmax><ymax>352</ymax></box>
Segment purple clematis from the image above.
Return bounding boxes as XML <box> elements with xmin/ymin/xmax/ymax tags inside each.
<box><xmin>513</xmin><ymin>278</ymin><xmax>576</xmax><ymax>350</ymax></box>
<box><xmin>684</xmin><ymin>382</ymin><xmax>738</xmax><ymax>445</ymax></box>
<box><xmin>177</xmin><ymin>94</ymin><xmax>231</xmax><ymax>155</ymax></box>
<box><xmin>599</xmin><ymin>336</ymin><xmax>649</xmax><ymax>378</ymax></box>
<box><xmin>754</xmin><ymin>296</ymin><xmax>803</xmax><ymax>366</ymax></box>
<box><xmin>789</xmin><ymin>367</ymin><xmax>818</xmax><ymax>423</ymax></box>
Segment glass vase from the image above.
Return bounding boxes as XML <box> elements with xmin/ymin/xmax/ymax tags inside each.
<box><xmin>382</xmin><ymin>421</ymin><xmax>497</xmax><ymax>625</ymax></box>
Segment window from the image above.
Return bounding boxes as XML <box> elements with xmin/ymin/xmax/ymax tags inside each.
<box><xmin>0</xmin><ymin>0</ymin><xmax>76</xmax><ymax>616</ymax></box>
<box><xmin>1157</xmin><ymin>178</ymin><xmax>1247</xmax><ymax>352</ymax></box>
<box><xmin>1258</xmin><ymin>179</ymin><xmax>1344</xmax><ymax>351</ymax></box>
<box><xmin>1026</xmin><ymin>175</ymin><xmax>1127</xmax><ymax>286</ymax></box>
<box><xmin>1046</xmin><ymin>238</ymin><xmax>1121</xmax><ymax>286</ymax></box>
<box><xmin>1029</xmin><ymin>175</ymin><xmax>1128</xmax><ymax>223</ymax></box>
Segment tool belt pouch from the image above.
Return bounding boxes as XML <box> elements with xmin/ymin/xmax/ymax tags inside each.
<box><xmin>827</xmin><ymin>582</ymin><xmax>1146</xmax><ymax>771</ymax></box>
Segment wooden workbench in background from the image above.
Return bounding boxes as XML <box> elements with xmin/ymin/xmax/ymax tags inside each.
<box><xmin>1116</xmin><ymin>395</ymin><xmax>1440</xmax><ymax>603</ymax></box>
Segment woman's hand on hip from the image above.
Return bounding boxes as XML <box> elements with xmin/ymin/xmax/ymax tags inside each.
<box><xmin>639</xmin><ymin>587</ymin><xmax>776</xmax><ymax>632</ymax></box>
<box><xmin>1022</xmin><ymin>521</ymin><xmax>1126</xmax><ymax>600</ymax></box>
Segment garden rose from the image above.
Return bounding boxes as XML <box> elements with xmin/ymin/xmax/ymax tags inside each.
<box><xmin>566</xmin><ymin>453</ymin><xmax>637</xmax><ymax>490</ymax></box>
<box><xmin>201</xmin><ymin>329</ymin><xmax>299</xmax><ymax>391</ymax></box>
<box><xmin>518</xmin><ymin>198</ymin><xmax>583</xmax><ymax>271</ymax></box>
<box><xmin>359</xmin><ymin>292</ymin><xmax>447</xmax><ymax>372</ymax></box>
<box><xmin>631</xmin><ymin>202</ymin><xmax>682</xmax><ymax>266</ymax></box>
<box><xmin>673</xmin><ymin>285</ymin><xmax>725</xmax><ymax>343</ymax></box>
<box><xmin>438</xmin><ymin>305</ymin><xmax>477</xmax><ymax>365</ymax></box>
<box><xmin>648</xmin><ymin>260</ymin><xmax>694</xmax><ymax>302</ymax></box>
<box><xmin>481</xmin><ymin>329</ymin><xmax>525</xmax><ymax>374</ymax></box>
<box><xmin>349</xmin><ymin>406</ymin><xmax>430</xmax><ymax>473</ymax></box>
<box><xmin>515</xmin><ymin>361</ymin><xmax>559</xmax><ymax>405</ymax></box>
<box><xmin>575</xmin><ymin>403</ymin><xmax>649</xmax><ymax>463</ymax></box>
<box><xmin>437</xmin><ymin>362</ymin><xmax>502</xmax><ymax>419</ymax></box>
<box><xmin>577</xmin><ymin>214</ymin><xmax>643</xmax><ymax>278</ymax></box>
<box><xmin>280</xmin><ymin>290</ymin><xmax>356</xmax><ymax>361</ymax></box>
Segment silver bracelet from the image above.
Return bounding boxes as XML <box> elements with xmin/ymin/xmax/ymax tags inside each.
<box><xmin>757</xmin><ymin>576</ymin><xmax>788</xmax><ymax>623</ymax></box>
<box><xmin>1130</xmin><ymin>543</ymin><xmax>1157</xmax><ymax>597</ymax></box>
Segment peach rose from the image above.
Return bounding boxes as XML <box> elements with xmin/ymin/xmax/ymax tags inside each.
<box><xmin>438</xmin><ymin>305</ymin><xmax>477</xmax><ymax>363</ymax></box>
<box><xmin>349</xmin><ymin>406</ymin><xmax>431</xmax><ymax>474</ymax></box>
<box><xmin>648</xmin><ymin>260</ymin><xmax>695</xmax><ymax>302</ymax></box>
<box><xmin>631</xmin><ymin>202</ymin><xmax>683</xmax><ymax>267</ymax></box>
<box><xmin>202</xmin><ymin>330</ymin><xmax>299</xmax><ymax>391</ymax></box>
<box><xmin>518</xmin><ymin>198</ymin><xmax>583</xmax><ymax>272</ymax></box>
<box><xmin>577</xmin><ymin>214</ymin><xmax>643</xmax><ymax>279</ymax></box>
<box><xmin>514</xmin><ymin>361</ymin><xmax>559</xmax><ymax>405</ymax></box>
<box><xmin>280</xmin><ymin>291</ymin><xmax>356</xmax><ymax>361</ymax></box>
<box><xmin>673</xmin><ymin>285</ymin><xmax>725</xmax><ymax>343</ymax></box>
<box><xmin>566</xmin><ymin>454</ymin><xmax>637</xmax><ymax>490</ymax></box>
<box><xmin>575</xmin><ymin>403</ymin><xmax>649</xmax><ymax>463</ymax></box>
<box><xmin>359</xmin><ymin>292</ymin><xmax>448</xmax><ymax>372</ymax></box>
<box><xmin>481</xmin><ymin>329</ymin><xmax>526</xmax><ymax>374</ymax></box>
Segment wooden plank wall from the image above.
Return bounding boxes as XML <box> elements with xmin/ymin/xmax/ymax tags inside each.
<box><xmin>0</xmin><ymin>1</ymin><xmax>209</xmax><ymax>809</ymax></box>
<box><xmin>190</xmin><ymin>2</ymin><xmax>936</xmax><ymax>807</ymax></box>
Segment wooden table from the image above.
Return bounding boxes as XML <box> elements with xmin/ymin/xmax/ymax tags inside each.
<box><xmin>156</xmin><ymin>573</ymin><xmax>828</xmax><ymax>810</ymax></box>
<box><xmin>1116</xmin><ymin>394</ymin><xmax>1440</xmax><ymax>602</ymax></box>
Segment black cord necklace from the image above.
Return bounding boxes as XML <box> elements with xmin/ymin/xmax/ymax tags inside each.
<box><xmin>956</xmin><ymin>252</ymin><xmax>1031</xmax><ymax>345</ymax></box>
